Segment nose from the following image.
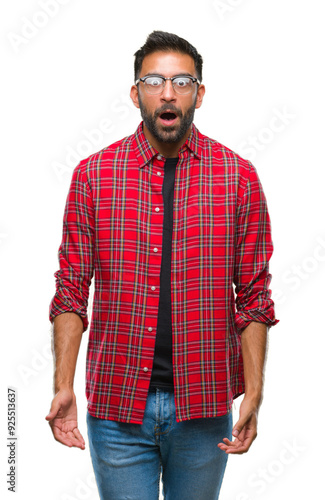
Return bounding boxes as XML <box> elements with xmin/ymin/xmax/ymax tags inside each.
<box><xmin>160</xmin><ymin>79</ymin><xmax>176</xmax><ymax>101</ymax></box>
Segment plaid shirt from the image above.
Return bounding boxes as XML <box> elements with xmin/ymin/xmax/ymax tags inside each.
<box><xmin>49</xmin><ymin>122</ymin><xmax>279</xmax><ymax>424</ymax></box>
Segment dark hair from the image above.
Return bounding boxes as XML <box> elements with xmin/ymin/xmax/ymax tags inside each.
<box><xmin>134</xmin><ymin>30</ymin><xmax>203</xmax><ymax>82</ymax></box>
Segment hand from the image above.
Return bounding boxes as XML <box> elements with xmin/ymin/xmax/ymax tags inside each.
<box><xmin>218</xmin><ymin>396</ymin><xmax>259</xmax><ymax>454</ymax></box>
<box><xmin>45</xmin><ymin>389</ymin><xmax>85</xmax><ymax>450</ymax></box>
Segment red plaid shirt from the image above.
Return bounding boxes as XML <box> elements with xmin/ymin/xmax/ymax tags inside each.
<box><xmin>49</xmin><ymin>122</ymin><xmax>279</xmax><ymax>424</ymax></box>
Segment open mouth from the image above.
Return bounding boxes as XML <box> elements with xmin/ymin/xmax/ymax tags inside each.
<box><xmin>159</xmin><ymin>111</ymin><xmax>178</xmax><ymax>126</ymax></box>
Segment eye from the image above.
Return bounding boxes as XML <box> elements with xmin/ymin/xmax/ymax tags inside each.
<box><xmin>145</xmin><ymin>77</ymin><xmax>163</xmax><ymax>86</ymax></box>
<box><xmin>173</xmin><ymin>77</ymin><xmax>191</xmax><ymax>88</ymax></box>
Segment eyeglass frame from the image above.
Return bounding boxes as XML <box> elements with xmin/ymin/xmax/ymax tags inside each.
<box><xmin>135</xmin><ymin>74</ymin><xmax>201</xmax><ymax>94</ymax></box>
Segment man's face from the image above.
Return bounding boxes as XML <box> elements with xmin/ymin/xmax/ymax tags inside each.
<box><xmin>130</xmin><ymin>51</ymin><xmax>205</xmax><ymax>146</ymax></box>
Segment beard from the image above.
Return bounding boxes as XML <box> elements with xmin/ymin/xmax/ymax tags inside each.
<box><xmin>138</xmin><ymin>93</ymin><xmax>197</xmax><ymax>144</ymax></box>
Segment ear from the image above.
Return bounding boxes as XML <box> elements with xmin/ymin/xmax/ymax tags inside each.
<box><xmin>130</xmin><ymin>85</ymin><xmax>140</xmax><ymax>109</ymax></box>
<box><xmin>195</xmin><ymin>84</ymin><xmax>205</xmax><ymax>110</ymax></box>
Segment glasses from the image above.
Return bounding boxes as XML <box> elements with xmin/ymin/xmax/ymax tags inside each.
<box><xmin>135</xmin><ymin>74</ymin><xmax>200</xmax><ymax>95</ymax></box>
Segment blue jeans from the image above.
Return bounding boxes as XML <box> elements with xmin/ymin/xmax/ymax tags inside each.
<box><xmin>87</xmin><ymin>388</ymin><xmax>232</xmax><ymax>500</ymax></box>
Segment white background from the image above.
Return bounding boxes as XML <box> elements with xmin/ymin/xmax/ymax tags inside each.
<box><xmin>1</xmin><ymin>0</ymin><xmax>324</xmax><ymax>498</ymax></box>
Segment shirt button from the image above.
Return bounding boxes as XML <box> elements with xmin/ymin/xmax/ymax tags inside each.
<box><xmin>157</xmin><ymin>171</ymin><xmax>162</xmax><ymax>176</ymax></box>
<box><xmin>153</xmin><ymin>247</ymin><xmax>158</xmax><ymax>253</ymax></box>
<box><xmin>143</xmin><ymin>367</ymin><xmax>149</xmax><ymax>372</ymax></box>
<box><xmin>157</xmin><ymin>155</ymin><xmax>162</xmax><ymax>160</ymax></box>
<box><xmin>148</xmin><ymin>327</ymin><xmax>153</xmax><ymax>332</ymax></box>
<box><xmin>155</xmin><ymin>207</ymin><xmax>160</xmax><ymax>212</ymax></box>
<box><xmin>151</xmin><ymin>286</ymin><xmax>156</xmax><ymax>291</ymax></box>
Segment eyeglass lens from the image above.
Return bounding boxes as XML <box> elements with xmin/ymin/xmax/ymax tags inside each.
<box><xmin>143</xmin><ymin>76</ymin><xmax>194</xmax><ymax>94</ymax></box>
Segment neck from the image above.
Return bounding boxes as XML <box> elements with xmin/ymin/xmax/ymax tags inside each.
<box><xmin>143</xmin><ymin>123</ymin><xmax>191</xmax><ymax>158</ymax></box>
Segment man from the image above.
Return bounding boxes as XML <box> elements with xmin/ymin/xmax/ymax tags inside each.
<box><xmin>46</xmin><ymin>31</ymin><xmax>279</xmax><ymax>499</ymax></box>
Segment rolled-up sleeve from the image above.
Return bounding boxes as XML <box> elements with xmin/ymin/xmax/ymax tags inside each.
<box><xmin>234</xmin><ymin>162</ymin><xmax>279</xmax><ymax>333</ymax></box>
<box><xmin>49</xmin><ymin>162</ymin><xmax>94</xmax><ymax>331</ymax></box>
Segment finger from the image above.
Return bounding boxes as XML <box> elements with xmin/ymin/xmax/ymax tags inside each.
<box><xmin>64</xmin><ymin>429</ymin><xmax>85</xmax><ymax>450</ymax></box>
<box><xmin>223</xmin><ymin>435</ymin><xmax>255</xmax><ymax>454</ymax></box>
<box><xmin>67</xmin><ymin>429</ymin><xmax>83</xmax><ymax>445</ymax></box>
<box><xmin>217</xmin><ymin>436</ymin><xmax>236</xmax><ymax>447</ymax></box>
<box><xmin>222</xmin><ymin>438</ymin><xmax>233</xmax><ymax>446</ymax></box>
<box><xmin>218</xmin><ymin>432</ymin><xmax>255</xmax><ymax>454</ymax></box>
<box><xmin>52</xmin><ymin>427</ymin><xmax>74</xmax><ymax>448</ymax></box>
<box><xmin>72</xmin><ymin>428</ymin><xmax>86</xmax><ymax>447</ymax></box>
<box><xmin>224</xmin><ymin>444</ymin><xmax>249</xmax><ymax>454</ymax></box>
<box><xmin>218</xmin><ymin>441</ymin><xmax>238</xmax><ymax>451</ymax></box>
<box><xmin>218</xmin><ymin>438</ymin><xmax>237</xmax><ymax>453</ymax></box>
<box><xmin>52</xmin><ymin>427</ymin><xmax>85</xmax><ymax>449</ymax></box>
<box><xmin>218</xmin><ymin>443</ymin><xmax>245</xmax><ymax>454</ymax></box>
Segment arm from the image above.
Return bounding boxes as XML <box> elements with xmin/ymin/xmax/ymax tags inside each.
<box><xmin>45</xmin><ymin>312</ymin><xmax>85</xmax><ymax>450</ymax></box>
<box><xmin>219</xmin><ymin>162</ymin><xmax>278</xmax><ymax>454</ymax></box>
<box><xmin>218</xmin><ymin>321</ymin><xmax>267</xmax><ymax>454</ymax></box>
<box><xmin>47</xmin><ymin>162</ymin><xmax>95</xmax><ymax>449</ymax></box>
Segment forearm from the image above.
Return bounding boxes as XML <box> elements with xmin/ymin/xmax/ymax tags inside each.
<box><xmin>52</xmin><ymin>312</ymin><xmax>84</xmax><ymax>393</ymax></box>
<box><xmin>241</xmin><ymin>321</ymin><xmax>268</xmax><ymax>409</ymax></box>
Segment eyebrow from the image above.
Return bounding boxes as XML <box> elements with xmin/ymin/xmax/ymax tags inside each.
<box><xmin>142</xmin><ymin>72</ymin><xmax>195</xmax><ymax>78</ymax></box>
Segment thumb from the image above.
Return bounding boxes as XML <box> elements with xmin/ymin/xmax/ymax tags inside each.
<box><xmin>45</xmin><ymin>398</ymin><xmax>61</xmax><ymax>422</ymax></box>
<box><xmin>232</xmin><ymin>413</ymin><xmax>250</xmax><ymax>438</ymax></box>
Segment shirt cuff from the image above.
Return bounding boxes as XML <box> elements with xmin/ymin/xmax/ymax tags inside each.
<box><xmin>235</xmin><ymin>311</ymin><xmax>279</xmax><ymax>333</ymax></box>
<box><xmin>49</xmin><ymin>297</ymin><xmax>89</xmax><ymax>332</ymax></box>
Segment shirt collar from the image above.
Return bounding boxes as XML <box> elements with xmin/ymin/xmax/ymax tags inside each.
<box><xmin>133</xmin><ymin>121</ymin><xmax>203</xmax><ymax>168</ymax></box>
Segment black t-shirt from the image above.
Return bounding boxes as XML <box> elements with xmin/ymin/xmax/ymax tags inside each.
<box><xmin>148</xmin><ymin>157</ymin><xmax>178</xmax><ymax>392</ymax></box>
